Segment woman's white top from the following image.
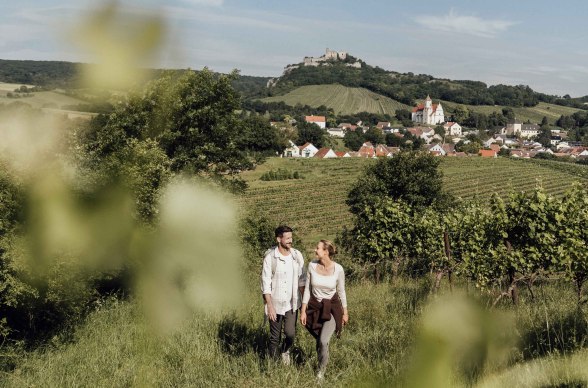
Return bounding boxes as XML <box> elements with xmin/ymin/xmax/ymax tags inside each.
<box><xmin>302</xmin><ymin>260</ymin><xmax>347</xmax><ymax>308</ymax></box>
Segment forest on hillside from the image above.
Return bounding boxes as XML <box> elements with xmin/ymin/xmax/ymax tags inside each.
<box><xmin>268</xmin><ymin>59</ymin><xmax>588</xmax><ymax>110</ymax></box>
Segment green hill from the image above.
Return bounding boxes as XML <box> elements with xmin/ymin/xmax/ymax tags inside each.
<box><xmin>257</xmin><ymin>84</ymin><xmax>579</xmax><ymax>123</ymax></box>
<box><xmin>268</xmin><ymin>57</ymin><xmax>588</xmax><ymax>111</ymax></box>
<box><xmin>260</xmin><ymin>84</ymin><xmax>410</xmax><ymax>115</ymax></box>
<box><xmin>441</xmin><ymin>100</ymin><xmax>582</xmax><ymax>125</ymax></box>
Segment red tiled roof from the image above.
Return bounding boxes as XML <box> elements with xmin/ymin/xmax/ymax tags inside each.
<box><xmin>412</xmin><ymin>104</ymin><xmax>440</xmax><ymax>113</ymax></box>
<box><xmin>314</xmin><ymin>147</ymin><xmax>333</xmax><ymax>158</ymax></box>
<box><xmin>305</xmin><ymin>115</ymin><xmax>326</xmax><ymax>122</ymax></box>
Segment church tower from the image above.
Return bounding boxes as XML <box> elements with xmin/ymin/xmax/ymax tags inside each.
<box><xmin>424</xmin><ymin>95</ymin><xmax>433</xmax><ymax>124</ymax></box>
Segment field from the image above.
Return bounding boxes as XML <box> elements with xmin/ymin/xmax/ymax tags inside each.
<box><xmin>238</xmin><ymin>156</ymin><xmax>588</xmax><ymax>251</ymax></box>
<box><xmin>260</xmin><ymin>84</ymin><xmax>411</xmax><ymax>115</ymax></box>
<box><xmin>0</xmin><ymin>82</ymin><xmax>97</xmax><ymax>118</ymax></box>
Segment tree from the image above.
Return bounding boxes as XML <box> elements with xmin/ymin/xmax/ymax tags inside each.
<box><xmin>237</xmin><ymin>114</ymin><xmax>288</xmax><ymax>156</ymax></box>
<box><xmin>455</xmin><ymin>140</ymin><xmax>481</xmax><ymax>154</ymax></box>
<box><xmin>395</xmin><ymin>108</ymin><xmax>412</xmax><ymax>122</ymax></box>
<box><xmin>385</xmin><ymin>132</ymin><xmax>404</xmax><ymax>147</ymax></box>
<box><xmin>364</xmin><ymin>127</ymin><xmax>385</xmax><ymax>145</ymax></box>
<box><xmin>80</xmin><ymin>69</ymin><xmax>254</xmax><ymax>194</ymax></box>
<box><xmin>434</xmin><ymin>125</ymin><xmax>446</xmax><ymax>137</ymax></box>
<box><xmin>296</xmin><ymin>121</ymin><xmax>327</xmax><ymax>148</ymax></box>
<box><xmin>344</xmin><ymin>130</ymin><xmax>365</xmax><ymax>151</ymax></box>
<box><xmin>502</xmin><ymin>108</ymin><xmax>515</xmax><ymax>121</ymax></box>
<box><xmin>346</xmin><ymin>151</ymin><xmax>453</xmax><ymax>215</ymax></box>
<box><xmin>452</xmin><ymin>105</ymin><xmax>469</xmax><ymax>123</ymax></box>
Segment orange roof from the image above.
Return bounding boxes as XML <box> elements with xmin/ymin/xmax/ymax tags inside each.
<box><xmin>479</xmin><ymin>150</ymin><xmax>497</xmax><ymax>157</ymax></box>
<box><xmin>335</xmin><ymin>151</ymin><xmax>349</xmax><ymax>157</ymax></box>
<box><xmin>305</xmin><ymin>115</ymin><xmax>326</xmax><ymax>122</ymax></box>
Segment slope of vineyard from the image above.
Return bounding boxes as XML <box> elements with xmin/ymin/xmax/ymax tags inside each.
<box><xmin>238</xmin><ymin>157</ymin><xmax>588</xmax><ymax>248</ymax></box>
<box><xmin>260</xmin><ymin>84</ymin><xmax>411</xmax><ymax>115</ymax></box>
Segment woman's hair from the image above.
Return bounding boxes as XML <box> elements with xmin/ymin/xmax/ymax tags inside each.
<box><xmin>320</xmin><ymin>239</ymin><xmax>337</xmax><ymax>258</ymax></box>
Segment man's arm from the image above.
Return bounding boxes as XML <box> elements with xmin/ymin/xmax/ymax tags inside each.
<box><xmin>296</xmin><ymin>250</ymin><xmax>306</xmax><ymax>296</ymax></box>
<box><xmin>261</xmin><ymin>252</ymin><xmax>277</xmax><ymax>321</ymax></box>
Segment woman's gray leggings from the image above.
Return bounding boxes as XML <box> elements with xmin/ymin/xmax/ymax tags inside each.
<box><xmin>316</xmin><ymin>314</ymin><xmax>337</xmax><ymax>371</ymax></box>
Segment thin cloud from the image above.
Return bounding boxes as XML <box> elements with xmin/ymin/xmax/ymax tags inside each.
<box><xmin>179</xmin><ymin>0</ymin><xmax>224</xmax><ymax>6</ymax></box>
<box><xmin>163</xmin><ymin>6</ymin><xmax>299</xmax><ymax>32</ymax></box>
<box><xmin>414</xmin><ymin>9</ymin><xmax>516</xmax><ymax>38</ymax></box>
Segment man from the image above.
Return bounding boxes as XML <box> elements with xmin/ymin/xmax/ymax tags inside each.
<box><xmin>261</xmin><ymin>225</ymin><xmax>306</xmax><ymax>364</ymax></box>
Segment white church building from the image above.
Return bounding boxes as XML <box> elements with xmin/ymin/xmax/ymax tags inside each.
<box><xmin>411</xmin><ymin>96</ymin><xmax>445</xmax><ymax>125</ymax></box>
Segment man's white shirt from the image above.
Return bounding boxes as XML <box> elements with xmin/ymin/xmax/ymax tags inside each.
<box><xmin>261</xmin><ymin>247</ymin><xmax>306</xmax><ymax>316</ymax></box>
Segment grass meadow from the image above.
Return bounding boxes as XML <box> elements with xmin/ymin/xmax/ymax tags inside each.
<box><xmin>2</xmin><ymin>156</ymin><xmax>588</xmax><ymax>387</ymax></box>
<box><xmin>3</xmin><ymin>271</ymin><xmax>587</xmax><ymax>387</ymax></box>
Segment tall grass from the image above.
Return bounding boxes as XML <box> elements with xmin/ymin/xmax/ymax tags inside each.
<box><xmin>1</xmin><ymin>278</ymin><xmax>428</xmax><ymax>387</ymax></box>
<box><xmin>3</xmin><ymin>276</ymin><xmax>587</xmax><ymax>387</ymax></box>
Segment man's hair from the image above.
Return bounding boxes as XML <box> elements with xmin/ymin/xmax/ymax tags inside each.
<box><xmin>275</xmin><ymin>225</ymin><xmax>293</xmax><ymax>238</ymax></box>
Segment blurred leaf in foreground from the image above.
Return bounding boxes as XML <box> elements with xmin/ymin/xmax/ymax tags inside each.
<box><xmin>405</xmin><ymin>293</ymin><xmax>515</xmax><ymax>388</ymax></box>
<box><xmin>135</xmin><ymin>178</ymin><xmax>243</xmax><ymax>334</ymax></box>
<box><xmin>71</xmin><ymin>1</ymin><xmax>165</xmax><ymax>90</ymax></box>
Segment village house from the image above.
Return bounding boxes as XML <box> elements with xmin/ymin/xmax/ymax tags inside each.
<box><xmin>299</xmin><ymin>142</ymin><xmax>319</xmax><ymax>158</ymax></box>
<box><xmin>505</xmin><ymin>120</ymin><xmax>540</xmax><ymax>139</ymax></box>
<box><xmin>425</xmin><ymin>143</ymin><xmax>446</xmax><ymax>156</ymax></box>
<box><xmin>411</xmin><ymin>96</ymin><xmax>445</xmax><ymax>125</ymax></box>
<box><xmin>283</xmin><ymin>140</ymin><xmax>300</xmax><ymax>157</ymax></box>
<box><xmin>327</xmin><ymin>127</ymin><xmax>345</xmax><ymax>138</ymax></box>
<box><xmin>443</xmin><ymin>122</ymin><xmax>462</xmax><ymax>137</ymax></box>
<box><xmin>520</xmin><ymin>124</ymin><xmax>540</xmax><ymax>139</ymax></box>
<box><xmin>550</xmin><ymin>135</ymin><xmax>562</xmax><ymax>146</ymax></box>
<box><xmin>314</xmin><ymin>147</ymin><xmax>338</xmax><ymax>159</ymax></box>
<box><xmin>304</xmin><ymin>115</ymin><xmax>326</xmax><ymax>129</ymax></box>
<box><xmin>358</xmin><ymin>142</ymin><xmax>376</xmax><ymax>158</ymax></box>
<box><xmin>442</xmin><ymin>144</ymin><xmax>456</xmax><ymax>155</ymax></box>
<box><xmin>479</xmin><ymin>149</ymin><xmax>498</xmax><ymax>158</ymax></box>
<box><xmin>374</xmin><ymin>144</ymin><xmax>393</xmax><ymax>157</ymax></box>
<box><xmin>335</xmin><ymin>151</ymin><xmax>351</xmax><ymax>158</ymax></box>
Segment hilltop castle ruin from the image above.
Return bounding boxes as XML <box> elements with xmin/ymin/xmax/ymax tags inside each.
<box><xmin>267</xmin><ymin>48</ymin><xmax>362</xmax><ymax>87</ymax></box>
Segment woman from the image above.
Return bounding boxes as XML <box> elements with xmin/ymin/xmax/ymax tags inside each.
<box><xmin>300</xmin><ymin>239</ymin><xmax>348</xmax><ymax>380</ymax></box>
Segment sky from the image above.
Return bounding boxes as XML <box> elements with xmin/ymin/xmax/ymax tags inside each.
<box><xmin>3</xmin><ymin>0</ymin><xmax>588</xmax><ymax>97</ymax></box>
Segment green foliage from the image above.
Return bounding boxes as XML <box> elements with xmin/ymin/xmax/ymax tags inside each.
<box><xmin>295</xmin><ymin>121</ymin><xmax>327</xmax><ymax>148</ymax></box>
<box><xmin>347</xmin><ymin>151</ymin><xmax>453</xmax><ymax>214</ymax></box>
<box><xmin>259</xmin><ymin>168</ymin><xmax>302</xmax><ymax>181</ymax></box>
<box><xmin>77</xmin><ymin>69</ymin><xmax>263</xmax><ymax>201</ymax></box>
<box><xmin>343</xmin><ymin>129</ymin><xmax>365</xmax><ymax>151</ymax></box>
<box><xmin>236</xmin><ymin>114</ymin><xmax>288</xmax><ymax>157</ymax></box>
<box><xmin>363</xmin><ymin>127</ymin><xmax>385</xmax><ymax>145</ymax></box>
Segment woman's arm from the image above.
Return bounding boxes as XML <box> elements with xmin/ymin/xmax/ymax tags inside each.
<box><xmin>337</xmin><ymin>265</ymin><xmax>349</xmax><ymax>325</ymax></box>
<box><xmin>300</xmin><ymin>303</ymin><xmax>308</xmax><ymax>325</ymax></box>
